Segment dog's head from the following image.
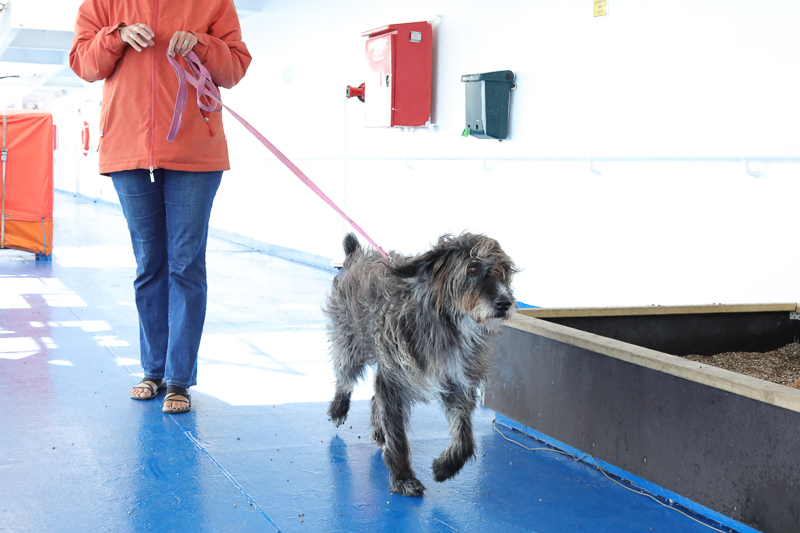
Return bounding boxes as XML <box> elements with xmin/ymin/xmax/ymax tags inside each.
<box><xmin>392</xmin><ymin>233</ymin><xmax>518</xmax><ymax>328</ymax></box>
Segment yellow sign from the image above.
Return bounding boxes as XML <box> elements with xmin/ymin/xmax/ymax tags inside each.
<box><xmin>594</xmin><ymin>0</ymin><xmax>608</xmax><ymax>17</ymax></box>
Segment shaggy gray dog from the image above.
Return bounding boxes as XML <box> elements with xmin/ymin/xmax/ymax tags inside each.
<box><xmin>325</xmin><ymin>232</ymin><xmax>517</xmax><ymax>496</ymax></box>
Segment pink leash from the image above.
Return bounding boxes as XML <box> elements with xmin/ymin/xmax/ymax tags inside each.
<box><xmin>166</xmin><ymin>50</ymin><xmax>389</xmax><ymax>261</ymax></box>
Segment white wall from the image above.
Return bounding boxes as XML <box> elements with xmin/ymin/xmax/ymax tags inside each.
<box><xmin>52</xmin><ymin>94</ymin><xmax>117</xmax><ymax>202</ymax></box>
<box><xmin>70</xmin><ymin>0</ymin><xmax>800</xmax><ymax>307</ymax></box>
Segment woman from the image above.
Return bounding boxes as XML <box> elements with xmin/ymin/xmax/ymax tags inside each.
<box><xmin>70</xmin><ymin>0</ymin><xmax>252</xmax><ymax>413</ymax></box>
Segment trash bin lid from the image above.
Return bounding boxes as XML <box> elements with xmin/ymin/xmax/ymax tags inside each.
<box><xmin>460</xmin><ymin>70</ymin><xmax>515</xmax><ymax>83</ymax></box>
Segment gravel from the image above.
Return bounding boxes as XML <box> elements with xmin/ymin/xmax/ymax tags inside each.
<box><xmin>682</xmin><ymin>342</ymin><xmax>800</xmax><ymax>388</ymax></box>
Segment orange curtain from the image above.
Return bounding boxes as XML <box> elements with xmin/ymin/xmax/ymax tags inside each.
<box><xmin>1</xmin><ymin>110</ymin><xmax>54</xmax><ymax>255</ymax></box>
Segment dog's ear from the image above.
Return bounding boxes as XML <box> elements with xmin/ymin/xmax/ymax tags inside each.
<box><xmin>342</xmin><ymin>233</ymin><xmax>360</xmax><ymax>257</ymax></box>
<box><xmin>391</xmin><ymin>250</ymin><xmax>440</xmax><ymax>279</ymax></box>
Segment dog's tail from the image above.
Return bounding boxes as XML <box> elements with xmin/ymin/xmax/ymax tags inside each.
<box><xmin>343</xmin><ymin>232</ymin><xmax>360</xmax><ymax>257</ymax></box>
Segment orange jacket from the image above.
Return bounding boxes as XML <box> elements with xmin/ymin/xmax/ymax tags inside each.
<box><xmin>69</xmin><ymin>0</ymin><xmax>252</xmax><ymax>176</ymax></box>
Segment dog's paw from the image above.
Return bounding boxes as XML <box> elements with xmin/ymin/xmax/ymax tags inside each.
<box><xmin>432</xmin><ymin>455</ymin><xmax>466</xmax><ymax>483</ymax></box>
<box><xmin>390</xmin><ymin>478</ymin><xmax>426</xmax><ymax>497</ymax></box>
<box><xmin>328</xmin><ymin>395</ymin><xmax>351</xmax><ymax>428</ymax></box>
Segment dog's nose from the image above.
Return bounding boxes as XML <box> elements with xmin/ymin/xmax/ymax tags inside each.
<box><xmin>494</xmin><ymin>299</ymin><xmax>512</xmax><ymax>313</ymax></box>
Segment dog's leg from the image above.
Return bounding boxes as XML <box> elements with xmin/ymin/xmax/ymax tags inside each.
<box><xmin>328</xmin><ymin>345</ymin><xmax>366</xmax><ymax>428</ymax></box>
<box><xmin>433</xmin><ymin>383</ymin><xmax>477</xmax><ymax>482</ymax></box>
<box><xmin>373</xmin><ymin>372</ymin><xmax>425</xmax><ymax>496</ymax></box>
<box><xmin>369</xmin><ymin>396</ymin><xmax>386</xmax><ymax>449</ymax></box>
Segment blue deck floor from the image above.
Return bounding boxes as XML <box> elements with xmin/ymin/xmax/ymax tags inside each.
<box><xmin>0</xmin><ymin>191</ymin><xmax>751</xmax><ymax>533</ymax></box>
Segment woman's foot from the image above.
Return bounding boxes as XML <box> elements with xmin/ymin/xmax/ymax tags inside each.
<box><xmin>130</xmin><ymin>378</ymin><xmax>165</xmax><ymax>400</ymax></box>
<box><xmin>162</xmin><ymin>385</ymin><xmax>191</xmax><ymax>414</ymax></box>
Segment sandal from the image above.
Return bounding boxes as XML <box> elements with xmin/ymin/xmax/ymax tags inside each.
<box><xmin>162</xmin><ymin>385</ymin><xmax>191</xmax><ymax>414</ymax></box>
<box><xmin>130</xmin><ymin>378</ymin><xmax>165</xmax><ymax>400</ymax></box>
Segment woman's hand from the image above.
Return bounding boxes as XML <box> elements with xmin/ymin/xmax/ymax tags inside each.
<box><xmin>119</xmin><ymin>23</ymin><xmax>155</xmax><ymax>52</ymax></box>
<box><xmin>168</xmin><ymin>31</ymin><xmax>199</xmax><ymax>57</ymax></box>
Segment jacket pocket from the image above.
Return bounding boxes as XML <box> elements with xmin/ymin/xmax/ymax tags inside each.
<box><xmin>200</xmin><ymin>109</ymin><xmax>215</xmax><ymax>136</ymax></box>
<box><xmin>98</xmin><ymin>81</ymin><xmax>116</xmax><ymax>150</ymax></box>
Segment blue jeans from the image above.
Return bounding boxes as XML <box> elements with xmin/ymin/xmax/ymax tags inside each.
<box><xmin>111</xmin><ymin>169</ymin><xmax>222</xmax><ymax>388</ymax></box>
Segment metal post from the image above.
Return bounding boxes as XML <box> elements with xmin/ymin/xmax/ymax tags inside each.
<box><xmin>1</xmin><ymin>112</ymin><xmax>7</xmax><ymax>249</ymax></box>
<box><xmin>41</xmin><ymin>217</ymin><xmax>46</xmax><ymax>256</ymax></box>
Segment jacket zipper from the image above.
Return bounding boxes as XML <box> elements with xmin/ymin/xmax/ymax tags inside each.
<box><xmin>149</xmin><ymin>0</ymin><xmax>158</xmax><ymax>182</ymax></box>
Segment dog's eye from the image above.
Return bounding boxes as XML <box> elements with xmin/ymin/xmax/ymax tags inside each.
<box><xmin>467</xmin><ymin>265</ymin><xmax>480</xmax><ymax>276</ymax></box>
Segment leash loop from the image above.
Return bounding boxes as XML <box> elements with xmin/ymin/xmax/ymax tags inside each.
<box><xmin>166</xmin><ymin>51</ymin><xmax>389</xmax><ymax>260</ymax></box>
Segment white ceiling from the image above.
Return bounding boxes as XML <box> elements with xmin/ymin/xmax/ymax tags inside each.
<box><xmin>0</xmin><ymin>0</ymin><xmax>266</xmax><ymax>109</ymax></box>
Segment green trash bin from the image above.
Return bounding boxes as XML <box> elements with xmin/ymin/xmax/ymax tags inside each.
<box><xmin>460</xmin><ymin>70</ymin><xmax>516</xmax><ymax>140</ymax></box>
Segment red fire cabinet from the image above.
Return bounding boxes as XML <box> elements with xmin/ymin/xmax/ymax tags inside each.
<box><xmin>361</xmin><ymin>21</ymin><xmax>432</xmax><ymax>128</ymax></box>
<box><xmin>0</xmin><ymin>110</ymin><xmax>54</xmax><ymax>258</ymax></box>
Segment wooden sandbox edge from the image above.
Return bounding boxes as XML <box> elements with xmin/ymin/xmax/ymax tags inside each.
<box><xmin>505</xmin><ymin>312</ymin><xmax>800</xmax><ymax>414</ymax></box>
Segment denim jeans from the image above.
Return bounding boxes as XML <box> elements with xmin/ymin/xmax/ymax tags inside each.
<box><xmin>111</xmin><ymin>169</ymin><xmax>222</xmax><ymax>388</ymax></box>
